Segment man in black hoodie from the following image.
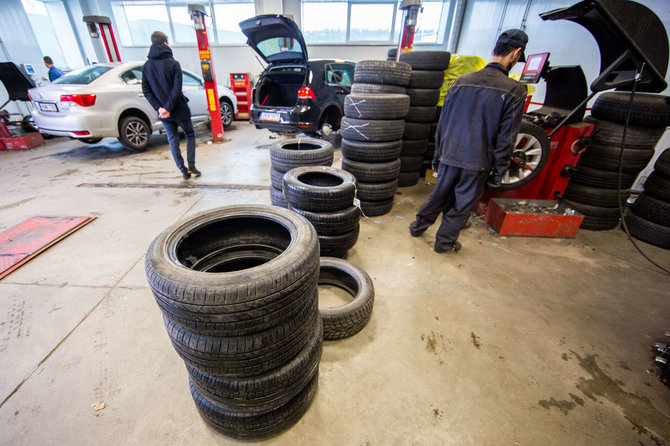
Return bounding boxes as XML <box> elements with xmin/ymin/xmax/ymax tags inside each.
<box><xmin>142</xmin><ymin>31</ymin><xmax>200</xmax><ymax>180</ymax></box>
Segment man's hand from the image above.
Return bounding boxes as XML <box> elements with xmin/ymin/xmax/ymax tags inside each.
<box><xmin>486</xmin><ymin>172</ymin><xmax>503</xmax><ymax>189</ymax></box>
<box><xmin>158</xmin><ymin>107</ymin><xmax>170</xmax><ymax>119</ymax></box>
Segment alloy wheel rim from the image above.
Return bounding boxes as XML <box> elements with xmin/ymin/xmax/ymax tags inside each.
<box><xmin>501</xmin><ymin>133</ymin><xmax>543</xmax><ymax>184</ymax></box>
<box><xmin>221</xmin><ymin>104</ymin><xmax>233</xmax><ymax>126</ymax></box>
<box><xmin>126</xmin><ymin>121</ymin><xmax>148</xmax><ymax>146</ymax></box>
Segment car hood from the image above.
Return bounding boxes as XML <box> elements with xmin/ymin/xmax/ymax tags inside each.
<box><xmin>239</xmin><ymin>15</ymin><xmax>308</xmax><ymax>65</ymax></box>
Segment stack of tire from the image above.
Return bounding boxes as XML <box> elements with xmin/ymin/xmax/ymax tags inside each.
<box><xmin>624</xmin><ymin>148</ymin><xmax>670</xmax><ymax>249</ymax></box>
<box><xmin>145</xmin><ymin>205</ymin><xmax>322</xmax><ymax>440</ymax></box>
<box><xmin>341</xmin><ymin>60</ymin><xmax>411</xmax><ymax>216</ymax></box>
<box><xmin>388</xmin><ymin>50</ymin><xmax>450</xmax><ymax>187</ymax></box>
<box><xmin>561</xmin><ymin>92</ymin><xmax>669</xmax><ymax>230</ymax></box>
<box><xmin>423</xmin><ymin>107</ymin><xmax>441</xmax><ymax>177</ymax></box>
<box><xmin>270</xmin><ymin>137</ymin><xmax>334</xmax><ymax>208</ymax></box>
<box><xmin>283</xmin><ymin>166</ymin><xmax>361</xmax><ymax>258</ymax></box>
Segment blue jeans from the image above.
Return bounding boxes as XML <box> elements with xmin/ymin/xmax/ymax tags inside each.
<box><xmin>161</xmin><ymin>108</ymin><xmax>195</xmax><ymax>174</ymax></box>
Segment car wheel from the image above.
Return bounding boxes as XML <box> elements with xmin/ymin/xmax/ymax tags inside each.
<box><xmin>220</xmin><ymin>100</ymin><xmax>234</xmax><ymax>128</ymax></box>
<box><xmin>79</xmin><ymin>138</ymin><xmax>103</xmax><ymax>144</ymax></box>
<box><xmin>118</xmin><ymin>116</ymin><xmax>150</xmax><ymax>150</ymax></box>
<box><xmin>21</xmin><ymin>115</ymin><xmax>39</xmax><ymax>132</ymax></box>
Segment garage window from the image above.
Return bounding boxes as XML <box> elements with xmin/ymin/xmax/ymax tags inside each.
<box><xmin>112</xmin><ymin>1</ymin><xmax>172</xmax><ymax>46</ymax></box>
<box><xmin>212</xmin><ymin>1</ymin><xmax>256</xmax><ymax>44</ymax></box>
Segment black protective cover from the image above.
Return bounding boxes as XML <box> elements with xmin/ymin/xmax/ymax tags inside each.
<box><xmin>0</xmin><ymin>62</ymin><xmax>36</xmax><ymax>102</ymax></box>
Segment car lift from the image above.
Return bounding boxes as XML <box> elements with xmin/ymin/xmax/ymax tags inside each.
<box><xmin>394</xmin><ymin>0</ymin><xmax>423</xmax><ymax>58</ymax></box>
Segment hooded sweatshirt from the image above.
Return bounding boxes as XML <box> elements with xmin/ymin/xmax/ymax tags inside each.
<box><xmin>142</xmin><ymin>43</ymin><xmax>189</xmax><ymax>114</ymax></box>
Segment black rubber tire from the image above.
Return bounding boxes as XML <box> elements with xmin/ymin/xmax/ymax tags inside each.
<box><xmin>220</xmin><ymin>100</ymin><xmax>234</xmax><ymax>128</ymax></box>
<box><xmin>406</xmin><ymin>88</ymin><xmax>441</xmax><ymax>107</ymax></box>
<box><xmin>350</xmin><ymin>83</ymin><xmax>406</xmax><ymax>95</ymax></box>
<box><xmin>341</xmin><ymin>157</ymin><xmax>402</xmax><ymax>183</ymax></box>
<box><xmin>571</xmin><ymin>166</ymin><xmax>637</xmax><ymax>190</ymax></box>
<box><xmin>353</xmin><ymin>60</ymin><xmax>412</xmax><ymax>86</ymax></box>
<box><xmin>270</xmin><ymin>186</ymin><xmax>288</xmax><ymax>208</ymax></box>
<box><xmin>632</xmin><ymin>192</ymin><xmax>670</xmax><ymax>227</ymax></box>
<box><xmin>344</xmin><ymin>94</ymin><xmax>410</xmax><ymax>120</ymax></box>
<box><xmin>623</xmin><ymin>211</ymin><xmax>670</xmax><ymax>249</ymax></box>
<box><xmin>397</xmin><ymin>170</ymin><xmax>421</xmax><ymax>187</ymax></box>
<box><xmin>79</xmin><ymin>137</ymin><xmax>103</xmax><ymax>144</ymax></box>
<box><xmin>190</xmin><ymin>371</ymin><xmax>318</xmax><ymax>440</ymax></box>
<box><xmin>577</xmin><ymin>143</ymin><xmax>654</xmax><ymax>173</ymax></box>
<box><xmin>356</xmin><ymin>179</ymin><xmax>398</xmax><ymax>201</ymax></box>
<box><xmin>401</xmin><ymin>139</ymin><xmax>428</xmax><ymax>156</ymax></box>
<box><xmin>270</xmin><ymin>137</ymin><xmax>334</xmax><ymax>173</ymax></box>
<box><xmin>408</xmin><ymin>70</ymin><xmax>445</xmax><ymax>89</ymax></box>
<box><xmin>399</xmin><ymin>51</ymin><xmax>451</xmax><ymax>70</ymax></box>
<box><xmin>118</xmin><ymin>116</ymin><xmax>151</xmax><ymax>150</ymax></box>
<box><xmin>429</xmin><ymin>122</ymin><xmax>438</xmax><ymax>142</ymax></box>
<box><xmin>403</xmin><ymin>122</ymin><xmax>432</xmax><ymax>140</ymax></box>
<box><xmin>425</xmin><ymin>142</ymin><xmax>435</xmax><ymax>159</ymax></box>
<box><xmin>579</xmin><ymin>216</ymin><xmax>620</xmax><ymax>231</ymax></box>
<box><xmin>341</xmin><ymin>117</ymin><xmax>405</xmax><ymax>142</ymax></box>
<box><xmin>406</xmin><ymin>106</ymin><xmax>437</xmax><ymax>123</ymax></box>
<box><xmin>319</xmin><ymin>226</ymin><xmax>360</xmax><ymax>256</ymax></box>
<box><xmin>360</xmin><ymin>198</ymin><xmax>394</xmax><ymax>216</ymax></box>
<box><xmin>560</xmin><ymin>198</ymin><xmax>621</xmax><ymax>231</ymax></box>
<box><xmin>654</xmin><ymin>148</ymin><xmax>670</xmax><ymax>176</ymax></box>
<box><xmin>319</xmin><ymin>257</ymin><xmax>375</xmax><ymax>340</ymax></box>
<box><xmin>563</xmin><ymin>183</ymin><xmax>630</xmax><ymax>207</ymax></box>
<box><xmin>283</xmin><ymin>166</ymin><xmax>357</xmax><ymax>212</ymax></box>
<box><xmin>289</xmin><ymin>205</ymin><xmax>360</xmax><ymax>235</ymax></box>
<box><xmin>591</xmin><ymin>92</ymin><xmax>670</xmax><ymax>128</ymax></box>
<box><xmin>644</xmin><ymin>171</ymin><xmax>670</xmax><ymax>202</ymax></box>
<box><xmin>145</xmin><ymin>205</ymin><xmax>319</xmax><ymax>336</ymax></box>
<box><xmin>341</xmin><ymin>138</ymin><xmax>402</xmax><ymax>162</ymax></box>
<box><xmin>270</xmin><ymin>167</ymin><xmax>286</xmax><ymax>190</ymax></box>
<box><xmin>21</xmin><ymin>115</ymin><xmax>38</xmax><ymax>132</ymax></box>
<box><xmin>400</xmin><ymin>156</ymin><xmax>424</xmax><ymax>172</ymax></box>
<box><xmin>584</xmin><ymin>116</ymin><xmax>665</xmax><ymax>150</ymax></box>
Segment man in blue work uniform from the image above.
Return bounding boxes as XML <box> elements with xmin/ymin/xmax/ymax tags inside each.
<box><xmin>43</xmin><ymin>56</ymin><xmax>64</xmax><ymax>82</ymax></box>
<box><xmin>409</xmin><ymin>29</ymin><xmax>529</xmax><ymax>253</ymax></box>
<box><xmin>142</xmin><ymin>31</ymin><xmax>200</xmax><ymax>180</ymax></box>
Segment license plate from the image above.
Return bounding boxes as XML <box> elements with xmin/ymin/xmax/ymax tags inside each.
<box><xmin>260</xmin><ymin>112</ymin><xmax>280</xmax><ymax>122</ymax></box>
<box><xmin>38</xmin><ymin>102</ymin><xmax>58</xmax><ymax>112</ymax></box>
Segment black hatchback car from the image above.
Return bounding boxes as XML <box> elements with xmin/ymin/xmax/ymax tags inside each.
<box><xmin>240</xmin><ymin>15</ymin><xmax>355</xmax><ymax>135</ymax></box>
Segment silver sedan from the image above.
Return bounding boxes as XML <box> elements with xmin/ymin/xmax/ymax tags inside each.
<box><xmin>28</xmin><ymin>62</ymin><xmax>237</xmax><ymax>150</ymax></box>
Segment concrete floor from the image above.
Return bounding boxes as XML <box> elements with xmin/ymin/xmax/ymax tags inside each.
<box><xmin>1</xmin><ymin>122</ymin><xmax>670</xmax><ymax>446</ymax></box>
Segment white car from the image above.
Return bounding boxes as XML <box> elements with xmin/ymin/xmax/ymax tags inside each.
<box><xmin>28</xmin><ymin>62</ymin><xmax>237</xmax><ymax>150</ymax></box>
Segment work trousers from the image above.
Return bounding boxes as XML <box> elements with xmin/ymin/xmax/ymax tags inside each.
<box><xmin>161</xmin><ymin>107</ymin><xmax>196</xmax><ymax>174</ymax></box>
<box><xmin>411</xmin><ymin>163</ymin><xmax>488</xmax><ymax>250</ymax></box>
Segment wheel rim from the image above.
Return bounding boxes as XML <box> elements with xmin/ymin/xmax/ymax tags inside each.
<box><xmin>220</xmin><ymin>103</ymin><xmax>233</xmax><ymax>126</ymax></box>
<box><xmin>126</xmin><ymin>120</ymin><xmax>148</xmax><ymax>147</ymax></box>
<box><xmin>501</xmin><ymin>132</ymin><xmax>544</xmax><ymax>185</ymax></box>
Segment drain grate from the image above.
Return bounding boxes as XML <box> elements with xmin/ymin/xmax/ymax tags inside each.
<box><xmin>78</xmin><ymin>183</ymin><xmax>270</xmax><ymax>191</ymax></box>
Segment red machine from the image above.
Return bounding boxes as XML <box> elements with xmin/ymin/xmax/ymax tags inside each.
<box><xmin>230</xmin><ymin>73</ymin><xmax>251</xmax><ymax>120</ymax></box>
<box><xmin>188</xmin><ymin>5</ymin><xmax>224</xmax><ymax>141</ymax></box>
<box><xmin>394</xmin><ymin>0</ymin><xmax>423</xmax><ymax>58</ymax></box>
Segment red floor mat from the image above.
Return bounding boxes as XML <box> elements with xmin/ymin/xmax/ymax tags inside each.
<box><xmin>0</xmin><ymin>216</ymin><xmax>95</xmax><ymax>280</ymax></box>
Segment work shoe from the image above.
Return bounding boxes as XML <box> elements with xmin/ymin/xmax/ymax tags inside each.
<box><xmin>462</xmin><ymin>218</ymin><xmax>472</xmax><ymax>229</ymax></box>
<box><xmin>409</xmin><ymin>222</ymin><xmax>424</xmax><ymax>237</ymax></box>
<box><xmin>434</xmin><ymin>240</ymin><xmax>462</xmax><ymax>254</ymax></box>
<box><xmin>182</xmin><ymin>172</ymin><xmax>191</xmax><ymax>180</ymax></box>
<box><xmin>188</xmin><ymin>167</ymin><xmax>201</xmax><ymax>177</ymax></box>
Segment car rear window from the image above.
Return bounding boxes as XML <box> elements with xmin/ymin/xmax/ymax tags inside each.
<box><xmin>53</xmin><ymin>66</ymin><xmax>113</xmax><ymax>85</ymax></box>
<box><xmin>257</xmin><ymin>37</ymin><xmax>304</xmax><ymax>60</ymax></box>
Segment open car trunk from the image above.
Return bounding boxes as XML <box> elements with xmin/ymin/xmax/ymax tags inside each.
<box><xmin>255</xmin><ymin>66</ymin><xmax>308</xmax><ymax>108</ymax></box>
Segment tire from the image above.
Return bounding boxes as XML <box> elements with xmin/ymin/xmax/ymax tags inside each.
<box><xmin>341</xmin><ymin>138</ymin><xmax>402</xmax><ymax>162</ymax></box>
<box><xmin>356</xmin><ymin>179</ymin><xmax>398</xmax><ymax>201</ymax></box>
<box><xmin>344</xmin><ymin>94</ymin><xmax>410</xmax><ymax>120</ymax></box>
<box><xmin>560</xmin><ymin>198</ymin><xmax>621</xmax><ymax>231</ymax></box>
<box><xmin>289</xmin><ymin>205</ymin><xmax>360</xmax><ymax>235</ymax></box>
<box><xmin>429</xmin><ymin>123</ymin><xmax>438</xmax><ymax>142</ymax></box>
<box><xmin>270</xmin><ymin>186</ymin><xmax>288</xmax><ymax>208</ymax></box>
<box><xmin>118</xmin><ymin>116</ymin><xmax>151</xmax><ymax>150</ymax></box>
<box><xmin>186</xmin><ymin>316</ymin><xmax>322</xmax><ymax>415</ymax></box>
<box><xmin>145</xmin><ymin>205</ymin><xmax>319</xmax><ymax>337</ymax></box>
<box><xmin>406</xmin><ymin>88</ymin><xmax>440</xmax><ymax>106</ymax></box>
<box><xmin>493</xmin><ymin>121</ymin><xmax>551</xmax><ymax>191</ymax></box>
<box><xmin>270</xmin><ymin>137</ymin><xmax>334</xmax><ymax>173</ymax></box>
<box><xmin>401</xmin><ymin>139</ymin><xmax>428</xmax><ymax>156</ymax></box>
<box><xmin>400</xmin><ymin>156</ymin><xmax>424</xmax><ymax>172</ymax></box>
<box><xmin>360</xmin><ymin>198</ymin><xmax>394</xmax><ymax>216</ymax></box>
<box><xmin>571</xmin><ymin>166</ymin><xmax>637</xmax><ymax>189</ymax></box>
<box><xmin>190</xmin><ymin>372</ymin><xmax>318</xmax><ymax>440</ymax></box>
<box><xmin>578</xmin><ymin>143</ymin><xmax>654</xmax><ymax>173</ymax></box>
<box><xmin>623</xmin><ymin>211</ymin><xmax>670</xmax><ymax>249</ymax></box>
<box><xmin>351</xmin><ymin>83</ymin><xmax>406</xmax><ymax>95</ymax></box>
<box><xmin>397</xmin><ymin>170</ymin><xmax>421</xmax><ymax>187</ymax></box>
<box><xmin>644</xmin><ymin>171</ymin><xmax>670</xmax><ymax>202</ymax></box>
<box><xmin>341</xmin><ymin>117</ymin><xmax>405</xmax><ymax>142</ymax></box>
<box><xmin>353</xmin><ymin>60</ymin><xmax>411</xmax><ymax>86</ymax></box>
<box><xmin>655</xmin><ymin>148</ymin><xmax>670</xmax><ymax>176</ymax></box>
<box><xmin>282</xmin><ymin>166</ymin><xmax>357</xmax><ymax>212</ymax></box>
<box><xmin>21</xmin><ymin>115</ymin><xmax>38</xmax><ymax>132</ymax></box>
<box><xmin>403</xmin><ymin>122</ymin><xmax>432</xmax><ymax>140</ymax></box>
<box><xmin>220</xmin><ymin>100</ymin><xmax>234</xmax><ymax>128</ymax></box>
<box><xmin>319</xmin><ymin>227</ymin><xmax>360</xmax><ymax>256</ymax></box>
<box><xmin>584</xmin><ymin>116</ymin><xmax>664</xmax><ymax>149</ymax></box>
<box><xmin>319</xmin><ymin>257</ymin><xmax>375</xmax><ymax>340</ymax></box>
<box><xmin>406</xmin><ymin>106</ymin><xmax>437</xmax><ymax>123</ymax></box>
<box><xmin>270</xmin><ymin>167</ymin><xmax>286</xmax><ymax>190</ymax></box>
<box><xmin>79</xmin><ymin>137</ymin><xmax>103</xmax><ymax>144</ymax></box>
<box><xmin>341</xmin><ymin>157</ymin><xmax>401</xmax><ymax>183</ymax></box>
<box><xmin>591</xmin><ymin>92</ymin><xmax>670</xmax><ymax>128</ymax></box>
<box><xmin>408</xmin><ymin>70</ymin><xmax>445</xmax><ymax>89</ymax></box>
<box><xmin>563</xmin><ymin>183</ymin><xmax>630</xmax><ymax>207</ymax></box>
<box><xmin>425</xmin><ymin>142</ymin><xmax>435</xmax><ymax>159</ymax></box>
<box><xmin>399</xmin><ymin>51</ymin><xmax>451</xmax><ymax>70</ymax></box>
<box><xmin>632</xmin><ymin>192</ymin><xmax>670</xmax><ymax>227</ymax></box>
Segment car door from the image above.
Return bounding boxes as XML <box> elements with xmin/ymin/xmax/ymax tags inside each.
<box><xmin>324</xmin><ymin>62</ymin><xmax>355</xmax><ymax>108</ymax></box>
<box><xmin>181</xmin><ymin>71</ymin><xmax>208</xmax><ymax>118</ymax></box>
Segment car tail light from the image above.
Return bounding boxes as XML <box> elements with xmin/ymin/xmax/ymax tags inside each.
<box><xmin>28</xmin><ymin>92</ymin><xmax>33</xmax><ymax>101</ymax></box>
<box><xmin>73</xmin><ymin>131</ymin><xmax>91</xmax><ymax>136</ymax></box>
<box><xmin>297</xmin><ymin>87</ymin><xmax>316</xmax><ymax>100</ymax></box>
<box><xmin>61</xmin><ymin>94</ymin><xmax>96</xmax><ymax>107</ymax></box>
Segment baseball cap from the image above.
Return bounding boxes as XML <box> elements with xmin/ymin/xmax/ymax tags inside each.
<box><xmin>497</xmin><ymin>29</ymin><xmax>528</xmax><ymax>62</ymax></box>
